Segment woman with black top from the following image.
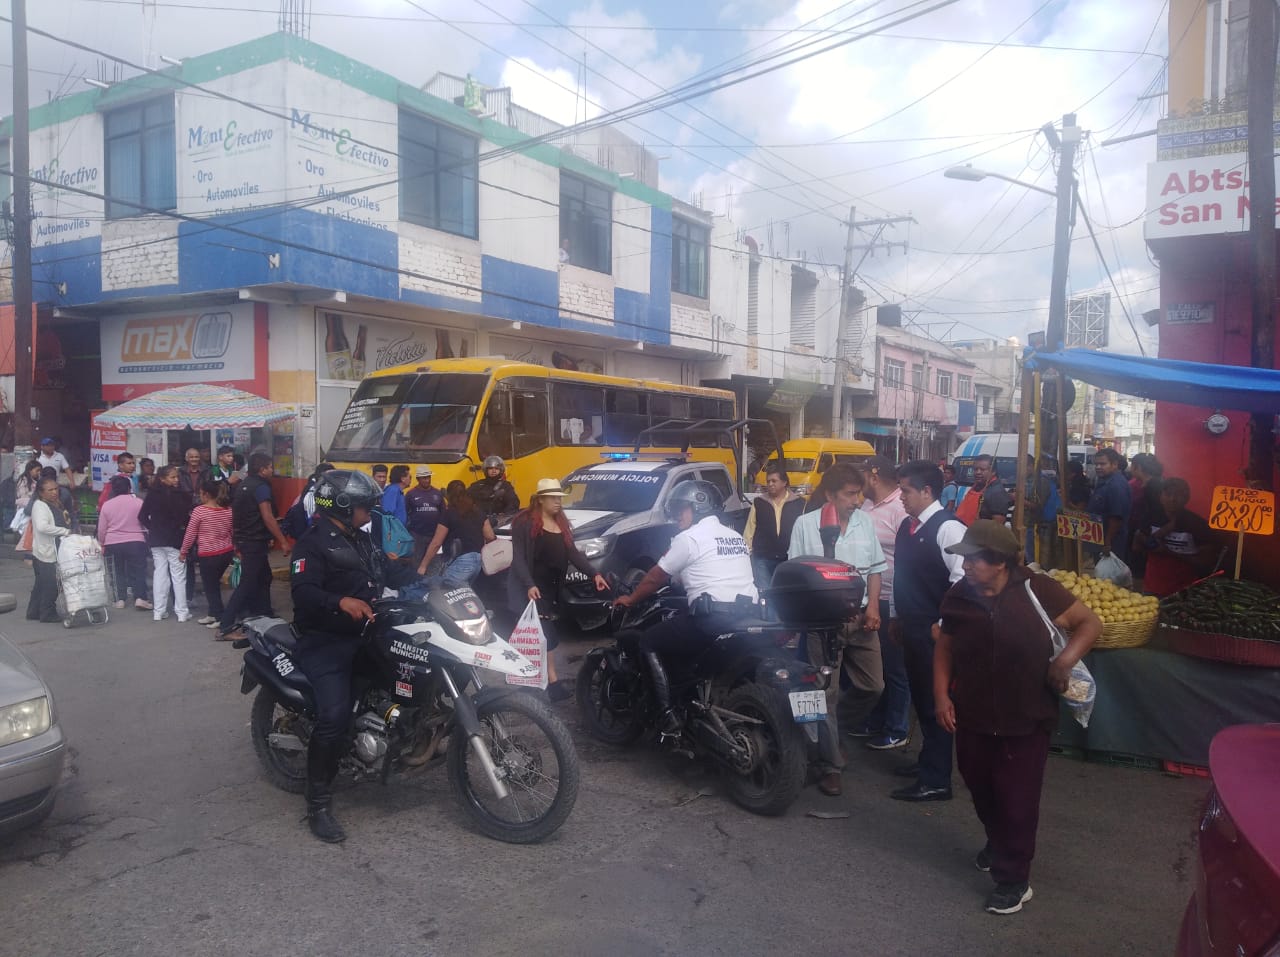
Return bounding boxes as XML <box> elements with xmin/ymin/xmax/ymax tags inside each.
<box><xmin>139</xmin><ymin>465</ymin><xmax>193</xmax><ymax>622</ymax></box>
<box><xmin>507</xmin><ymin>478</ymin><xmax>608</xmax><ymax>700</ymax></box>
<box><xmin>414</xmin><ymin>480</ymin><xmax>495</xmax><ymax>587</ymax></box>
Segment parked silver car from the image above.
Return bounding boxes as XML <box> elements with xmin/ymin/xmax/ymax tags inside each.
<box><xmin>0</xmin><ymin>593</ymin><xmax>65</xmax><ymax>836</ymax></box>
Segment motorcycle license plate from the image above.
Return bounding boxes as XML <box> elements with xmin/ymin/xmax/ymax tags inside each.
<box><xmin>788</xmin><ymin>690</ymin><xmax>827</xmax><ymax>723</ymax></box>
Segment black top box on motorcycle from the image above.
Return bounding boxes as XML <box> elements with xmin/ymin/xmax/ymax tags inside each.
<box><xmin>764</xmin><ymin>558</ymin><xmax>865</xmax><ymax>626</ymax></box>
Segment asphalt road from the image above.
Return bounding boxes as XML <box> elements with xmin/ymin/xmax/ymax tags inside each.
<box><xmin>0</xmin><ymin>558</ymin><xmax>1206</xmax><ymax>957</ymax></box>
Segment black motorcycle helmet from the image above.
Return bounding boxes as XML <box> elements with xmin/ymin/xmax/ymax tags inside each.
<box><xmin>313</xmin><ymin>469</ymin><xmax>381</xmax><ymax>526</ymax></box>
<box><xmin>663</xmin><ymin>480</ymin><xmax>723</xmax><ymax>523</ymax></box>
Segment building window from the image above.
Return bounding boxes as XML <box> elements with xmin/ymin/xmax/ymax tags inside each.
<box><xmin>958</xmin><ymin>374</ymin><xmax>972</xmax><ymax>399</ymax></box>
<box><xmin>104</xmin><ymin>97</ymin><xmax>176</xmax><ymax>218</ymax></box>
<box><xmin>398</xmin><ymin>110</ymin><xmax>478</xmax><ymax>238</ymax></box>
<box><xmin>911</xmin><ymin>364</ymin><xmax>924</xmax><ymax>391</ymax></box>
<box><xmin>789</xmin><ymin>267</ymin><xmax>817</xmax><ymax>347</ymax></box>
<box><xmin>883</xmin><ymin>358</ymin><xmax>904</xmax><ymax>389</ymax></box>
<box><xmin>671</xmin><ymin>217</ymin><xmax>709</xmax><ymax>298</ymax></box>
<box><xmin>981</xmin><ymin>395</ymin><xmax>991</xmax><ymax>414</ymax></box>
<box><xmin>936</xmin><ymin>370</ymin><xmax>952</xmax><ymax>397</ymax></box>
<box><xmin>560</xmin><ymin>173</ymin><xmax>612</xmax><ymax>273</ymax></box>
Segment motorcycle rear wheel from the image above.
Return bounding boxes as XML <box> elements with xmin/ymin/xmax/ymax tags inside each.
<box><xmin>447</xmin><ymin>691</ymin><xmax>580</xmax><ymax>844</ymax></box>
<box><xmin>720</xmin><ymin>683</ymin><xmax>806</xmax><ymax>817</ymax></box>
<box><xmin>576</xmin><ymin>649</ymin><xmax>646</xmax><ymax>746</ymax></box>
<box><xmin>250</xmin><ymin>688</ymin><xmax>309</xmax><ymax>794</ymax></box>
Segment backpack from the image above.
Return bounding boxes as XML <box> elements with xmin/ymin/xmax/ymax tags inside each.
<box><xmin>372</xmin><ymin>505</ymin><xmax>416</xmax><ymax>559</ymax></box>
<box><xmin>280</xmin><ymin>497</ymin><xmax>310</xmax><ymax>539</ymax></box>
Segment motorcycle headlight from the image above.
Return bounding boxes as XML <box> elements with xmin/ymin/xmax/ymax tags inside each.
<box><xmin>576</xmin><ymin>535</ymin><xmax>614</xmax><ymax>560</ymax></box>
<box><xmin>0</xmin><ymin>696</ymin><xmax>51</xmax><ymax>746</ymax></box>
<box><xmin>452</xmin><ymin>616</ymin><xmax>494</xmax><ymax>646</ymax></box>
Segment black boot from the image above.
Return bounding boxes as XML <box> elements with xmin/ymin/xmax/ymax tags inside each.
<box><xmin>305</xmin><ymin>737</ymin><xmax>347</xmax><ymax>844</ymax></box>
<box><xmin>644</xmin><ymin>651</ymin><xmax>681</xmax><ymax>734</ymax></box>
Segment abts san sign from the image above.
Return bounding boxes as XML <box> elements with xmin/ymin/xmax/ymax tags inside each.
<box><xmin>1146</xmin><ymin>153</ymin><xmax>1280</xmax><ymax>240</ymax></box>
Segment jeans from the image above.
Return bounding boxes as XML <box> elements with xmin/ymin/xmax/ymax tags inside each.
<box><xmin>901</xmin><ymin>616</ymin><xmax>953</xmax><ymax>789</ymax></box>
<box><xmin>220</xmin><ymin>540</ymin><xmax>273</xmax><ymax>632</ymax></box>
<box><xmin>186</xmin><ymin>545</ymin><xmax>200</xmax><ymax>603</ymax></box>
<box><xmin>864</xmin><ymin>599</ymin><xmax>912</xmax><ymax>739</ymax></box>
<box><xmin>104</xmin><ymin>541</ymin><xmax>149</xmax><ymax>603</ymax></box>
<box><xmin>151</xmin><ymin>546</ymin><xmax>189</xmax><ymax>620</ymax></box>
<box><xmin>423</xmin><ymin>551</ymin><xmax>482</xmax><ymax>589</ymax></box>
<box><xmin>198</xmin><ymin>551</ymin><xmax>234</xmax><ymax>618</ymax></box>
<box><xmin>751</xmin><ymin>555</ymin><xmax>783</xmax><ymax>592</ymax></box>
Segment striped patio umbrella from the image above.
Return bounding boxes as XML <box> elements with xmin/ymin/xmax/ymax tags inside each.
<box><xmin>93</xmin><ymin>384</ymin><xmax>294</xmax><ymax>430</ymax></box>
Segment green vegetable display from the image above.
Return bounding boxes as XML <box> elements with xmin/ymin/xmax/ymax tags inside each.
<box><xmin>1159</xmin><ymin>577</ymin><xmax>1280</xmax><ymax>641</ymax></box>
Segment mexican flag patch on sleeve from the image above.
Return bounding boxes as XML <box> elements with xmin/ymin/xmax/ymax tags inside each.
<box><xmin>291</xmin><ymin>558</ymin><xmax>305</xmax><ymax>575</ymax></box>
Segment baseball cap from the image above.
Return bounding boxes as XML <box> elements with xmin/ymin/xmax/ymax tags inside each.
<box><xmin>415</xmin><ymin>465</ymin><xmax>432</xmax><ymax>477</ymax></box>
<box><xmin>40</xmin><ymin>436</ymin><xmax>55</xmax><ymax>446</ymax></box>
<box><xmin>945</xmin><ymin>519</ymin><xmax>1020</xmax><ymax>558</ymax></box>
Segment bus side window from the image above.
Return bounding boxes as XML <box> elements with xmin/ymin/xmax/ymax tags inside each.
<box><xmin>605</xmin><ymin>389</ymin><xmax>648</xmax><ymax>445</ymax></box>
<box><xmin>511</xmin><ymin>390</ymin><xmax>550</xmax><ymax>458</ymax></box>
<box><xmin>553</xmin><ymin>383</ymin><xmax>604</xmax><ymax>446</ymax></box>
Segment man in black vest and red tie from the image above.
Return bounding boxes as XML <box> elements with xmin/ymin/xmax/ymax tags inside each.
<box><xmin>890</xmin><ymin>460</ymin><xmax>966</xmax><ymax>801</ymax></box>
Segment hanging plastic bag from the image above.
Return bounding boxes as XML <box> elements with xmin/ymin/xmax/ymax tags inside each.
<box><xmin>1094</xmin><ymin>552</ymin><xmax>1133</xmax><ymax>589</ymax></box>
<box><xmin>229</xmin><ymin>556</ymin><xmax>242</xmax><ymax>588</ymax></box>
<box><xmin>504</xmin><ymin>600</ymin><xmax>548</xmax><ymax>690</ymax></box>
<box><xmin>1024</xmin><ymin>579</ymin><xmax>1096</xmax><ymax>728</ymax></box>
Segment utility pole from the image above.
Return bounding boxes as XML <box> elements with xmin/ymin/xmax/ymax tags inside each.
<box><xmin>1043</xmin><ymin>114</ymin><xmax>1081</xmax><ymax>511</ymax></box>
<box><xmin>11</xmin><ymin>0</ymin><xmax>33</xmax><ymax>448</ymax></box>
<box><xmin>1247</xmin><ymin>0</ymin><xmax>1278</xmax><ymax>490</ymax></box>
<box><xmin>831</xmin><ymin>210</ymin><xmax>914</xmax><ymax>439</ymax></box>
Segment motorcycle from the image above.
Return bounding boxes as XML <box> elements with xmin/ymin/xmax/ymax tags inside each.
<box><xmin>575</xmin><ymin>558</ymin><xmax>865</xmax><ymax>817</ymax></box>
<box><xmin>238</xmin><ymin>585</ymin><xmax>579</xmax><ymax>844</ymax></box>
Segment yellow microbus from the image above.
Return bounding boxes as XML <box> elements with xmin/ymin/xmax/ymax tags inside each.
<box><xmin>325</xmin><ymin>357</ymin><xmax>737</xmax><ymax>502</ymax></box>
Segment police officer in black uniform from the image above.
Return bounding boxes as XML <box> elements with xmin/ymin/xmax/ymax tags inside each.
<box><xmin>291</xmin><ymin>469</ymin><xmax>413</xmax><ymax>843</ymax></box>
<box><xmin>468</xmin><ymin>455</ymin><xmax>521</xmax><ymax>525</ymax></box>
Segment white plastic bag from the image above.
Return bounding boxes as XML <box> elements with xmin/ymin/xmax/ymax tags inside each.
<box><xmin>504</xmin><ymin>600</ymin><xmax>548</xmax><ymax>690</ymax></box>
<box><xmin>1094</xmin><ymin>553</ymin><xmax>1133</xmax><ymax>589</ymax></box>
<box><xmin>1025</xmin><ymin>579</ymin><xmax>1096</xmax><ymax>728</ymax></box>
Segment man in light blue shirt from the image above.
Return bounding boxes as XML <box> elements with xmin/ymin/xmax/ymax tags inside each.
<box><xmin>787</xmin><ymin>463</ymin><xmax>885</xmax><ymax>797</ymax></box>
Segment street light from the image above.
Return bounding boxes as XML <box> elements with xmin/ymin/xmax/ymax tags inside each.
<box><xmin>943</xmin><ymin>164</ymin><xmax>1057</xmax><ymax>198</ymax></box>
<box><xmin>943</xmin><ymin>115</ymin><xmax>1082</xmax><ymax>563</ymax></box>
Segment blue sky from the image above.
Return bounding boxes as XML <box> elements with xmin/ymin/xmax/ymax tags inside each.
<box><xmin>9</xmin><ymin>0</ymin><xmax>1171</xmax><ymax>353</ymax></box>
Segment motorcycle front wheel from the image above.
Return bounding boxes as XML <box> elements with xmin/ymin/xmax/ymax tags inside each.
<box><xmin>576</xmin><ymin>648</ymin><xmax>646</xmax><ymax>746</ymax></box>
<box><xmin>720</xmin><ymin>683</ymin><xmax>806</xmax><ymax>817</ymax></box>
<box><xmin>447</xmin><ymin>691</ymin><xmax>580</xmax><ymax>844</ymax></box>
<box><xmin>250</xmin><ymin>688</ymin><xmax>309</xmax><ymax>794</ymax></box>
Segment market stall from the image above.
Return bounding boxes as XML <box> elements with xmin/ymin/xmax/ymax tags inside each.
<box><xmin>1025</xmin><ymin>349</ymin><xmax>1280</xmax><ymax>770</ymax></box>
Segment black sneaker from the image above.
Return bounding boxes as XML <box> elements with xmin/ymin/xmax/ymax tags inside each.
<box><xmin>974</xmin><ymin>845</ymin><xmax>992</xmax><ymax>872</ymax></box>
<box><xmin>984</xmin><ymin>882</ymin><xmax>1032</xmax><ymax>915</ymax></box>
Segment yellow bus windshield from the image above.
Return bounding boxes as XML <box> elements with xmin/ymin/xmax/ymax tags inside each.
<box><xmin>328</xmin><ymin>372</ymin><xmax>488</xmax><ymax>460</ymax></box>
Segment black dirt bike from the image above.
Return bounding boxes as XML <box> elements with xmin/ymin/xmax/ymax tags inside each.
<box><xmin>575</xmin><ymin>558</ymin><xmax>865</xmax><ymax>816</ymax></box>
<box><xmin>238</xmin><ymin>586</ymin><xmax>579</xmax><ymax>844</ymax></box>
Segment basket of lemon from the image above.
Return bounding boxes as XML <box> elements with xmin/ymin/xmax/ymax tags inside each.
<box><xmin>1045</xmin><ymin>569</ymin><xmax>1160</xmax><ymax>649</ymax></box>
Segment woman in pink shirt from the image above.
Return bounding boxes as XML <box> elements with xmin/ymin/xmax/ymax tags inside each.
<box><xmin>180</xmin><ymin>480</ymin><xmax>234</xmax><ymax>628</ymax></box>
<box><xmin>97</xmin><ymin>475</ymin><xmax>152</xmax><ymax>610</ymax></box>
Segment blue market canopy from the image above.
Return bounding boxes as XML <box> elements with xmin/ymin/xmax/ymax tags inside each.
<box><xmin>1028</xmin><ymin>350</ymin><xmax>1280</xmax><ymax>415</ymax></box>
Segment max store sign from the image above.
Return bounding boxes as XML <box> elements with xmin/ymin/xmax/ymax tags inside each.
<box><xmin>100</xmin><ymin>306</ymin><xmax>259</xmax><ymax>397</ymax></box>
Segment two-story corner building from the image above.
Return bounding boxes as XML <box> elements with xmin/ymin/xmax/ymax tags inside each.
<box><xmin>852</xmin><ymin>308</ymin><xmax>977</xmax><ymax>462</ymax></box>
<box><xmin>0</xmin><ymin>31</ymin><xmax>861</xmax><ymax>482</ymax></box>
<box><xmin>1147</xmin><ymin>0</ymin><xmax>1280</xmax><ymax>504</ymax></box>
<box><xmin>950</xmin><ymin>338</ymin><xmax>1023</xmax><ymax>433</ymax></box>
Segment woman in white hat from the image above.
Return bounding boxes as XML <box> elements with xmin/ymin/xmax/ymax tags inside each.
<box><xmin>508</xmin><ymin>478</ymin><xmax>608</xmax><ymax>700</ymax></box>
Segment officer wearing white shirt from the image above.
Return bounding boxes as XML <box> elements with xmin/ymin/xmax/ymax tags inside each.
<box><xmin>615</xmin><ymin>480</ymin><xmax>758</xmax><ymax>732</ymax></box>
